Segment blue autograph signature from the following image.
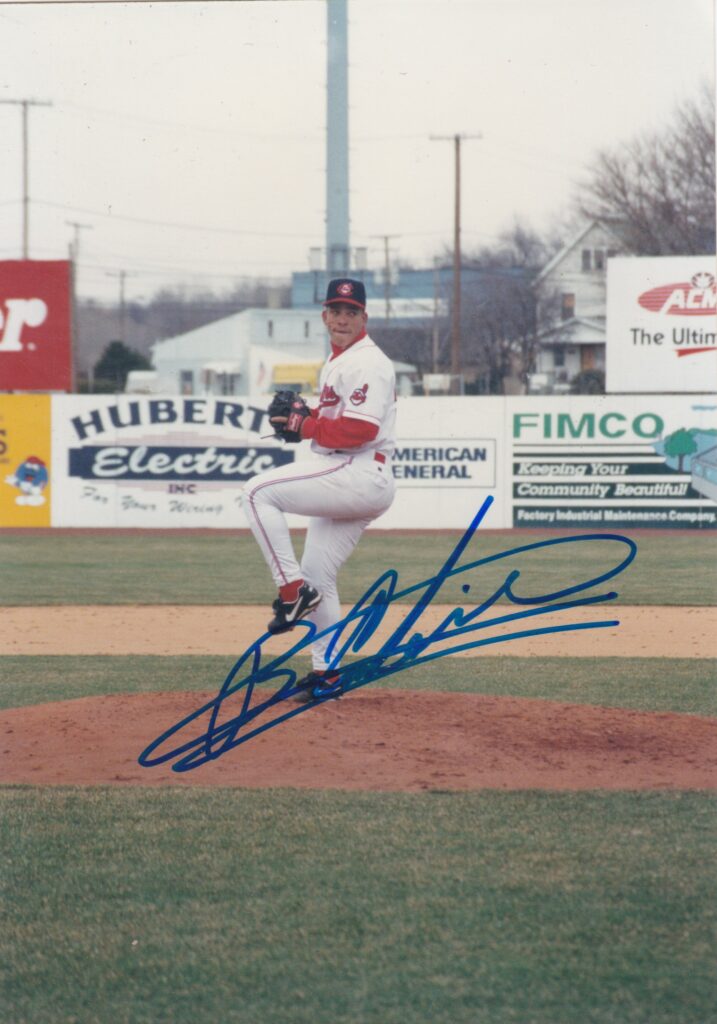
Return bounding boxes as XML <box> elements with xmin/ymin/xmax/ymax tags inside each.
<box><xmin>138</xmin><ymin>496</ymin><xmax>636</xmax><ymax>773</ymax></box>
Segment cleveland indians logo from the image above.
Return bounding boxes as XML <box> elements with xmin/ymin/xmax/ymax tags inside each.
<box><xmin>337</xmin><ymin>282</ymin><xmax>353</xmax><ymax>297</ymax></box>
<box><xmin>320</xmin><ymin>384</ymin><xmax>341</xmax><ymax>407</ymax></box>
<box><xmin>350</xmin><ymin>383</ymin><xmax>369</xmax><ymax>406</ymax></box>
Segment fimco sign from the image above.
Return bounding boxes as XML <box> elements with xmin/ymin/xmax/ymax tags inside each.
<box><xmin>607</xmin><ymin>256</ymin><xmax>717</xmax><ymax>394</ymax></box>
<box><xmin>510</xmin><ymin>396</ymin><xmax>717</xmax><ymax>529</ymax></box>
<box><xmin>0</xmin><ymin>261</ymin><xmax>72</xmax><ymax>391</ymax></box>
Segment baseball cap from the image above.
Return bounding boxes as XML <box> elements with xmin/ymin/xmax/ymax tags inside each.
<box><xmin>323</xmin><ymin>278</ymin><xmax>366</xmax><ymax>309</ymax></box>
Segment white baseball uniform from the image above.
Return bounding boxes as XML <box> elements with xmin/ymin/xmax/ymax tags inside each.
<box><xmin>242</xmin><ymin>333</ymin><xmax>396</xmax><ymax>671</ymax></box>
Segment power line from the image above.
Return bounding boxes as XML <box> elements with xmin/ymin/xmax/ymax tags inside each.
<box><xmin>52</xmin><ymin>100</ymin><xmax>589</xmax><ymax>169</ymax></box>
<box><xmin>33</xmin><ymin>199</ymin><xmax>321</xmax><ymax>239</ymax></box>
<box><xmin>56</xmin><ymin>99</ymin><xmax>321</xmax><ymax>142</ymax></box>
<box><xmin>76</xmin><ymin>261</ymin><xmax>295</xmax><ymax>279</ymax></box>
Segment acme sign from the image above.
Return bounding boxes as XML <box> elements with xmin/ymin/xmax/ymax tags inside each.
<box><xmin>607</xmin><ymin>256</ymin><xmax>717</xmax><ymax>393</ymax></box>
<box><xmin>638</xmin><ymin>272</ymin><xmax>716</xmax><ymax>316</ymax></box>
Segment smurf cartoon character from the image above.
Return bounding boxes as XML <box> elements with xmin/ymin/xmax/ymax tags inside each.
<box><xmin>5</xmin><ymin>455</ymin><xmax>49</xmax><ymax>506</ymax></box>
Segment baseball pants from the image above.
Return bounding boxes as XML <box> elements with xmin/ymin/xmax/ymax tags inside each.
<box><xmin>242</xmin><ymin>451</ymin><xmax>395</xmax><ymax>671</ymax></box>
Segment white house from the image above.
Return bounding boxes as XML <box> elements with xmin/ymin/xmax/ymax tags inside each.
<box><xmin>530</xmin><ymin>219</ymin><xmax>628</xmax><ymax>393</ymax></box>
<box><xmin>148</xmin><ymin>308</ymin><xmax>327</xmax><ymax>396</ymax></box>
<box><xmin>133</xmin><ymin>306</ymin><xmax>417</xmax><ymax>397</ymax></box>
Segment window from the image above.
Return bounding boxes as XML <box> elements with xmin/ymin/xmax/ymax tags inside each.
<box><xmin>554</xmin><ymin>347</ymin><xmax>565</xmax><ymax>368</ymax></box>
<box><xmin>304</xmin><ymin>320</ymin><xmax>310</xmax><ymax>338</ymax></box>
<box><xmin>561</xmin><ymin>293</ymin><xmax>575</xmax><ymax>320</ymax></box>
<box><xmin>218</xmin><ymin>373</ymin><xmax>238</xmax><ymax>396</ymax></box>
<box><xmin>179</xmin><ymin>370</ymin><xmax>194</xmax><ymax>395</ymax></box>
<box><xmin>594</xmin><ymin>249</ymin><xmax>605</xmax><ymax>270</ymax></box>
<box><xmin>581</xmin><ymin>249</ymin><xmax>592</xmax><ymax>271</ymax></box>
<box><xmin>268</xmin><ymin>319</ymin><xmax>274</xmax><ymax>338</ymax></box>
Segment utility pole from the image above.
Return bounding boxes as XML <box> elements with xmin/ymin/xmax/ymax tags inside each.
<box><xmin>105</xmin><ymin>270</ymin><xmax>132</xmax><ymax>345</ymax></box>
<box><xmin>67</xmin><ymin>221</ymin><xmax>93</xmax><ymax>262</ymax></box>
<box><xmin>432</xmin><ymin>258</ymin><xmax>441</xmax><ymax>373</ymax></box>
<box><xmin>430</xmin><ymin>132</ymin><xmax>481</xmax><ymax>390</ymax></box>
<box><xmin>371</xmin><ymin>234</ymin><xmax>400</xmax><ymax>320</ymax></box>
<box><xmin>67</xmin><ymin>221</ymin><xmax>92</xmax><ymax>392</ymax></box>
<box><xmin>0</xmin><ymin>99</ymin><xmax>52</xmax><ymax>258</ymax></box>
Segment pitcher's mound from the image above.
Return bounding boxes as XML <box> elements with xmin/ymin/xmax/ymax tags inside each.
<box><xmin>1</xmin><ymin>689</ymin><xmax>715</xmax><ymax>791</ymax></box>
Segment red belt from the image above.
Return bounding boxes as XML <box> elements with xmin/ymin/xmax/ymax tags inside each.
<box><xmin>333</xmin><ymin>450</ymin><xmax>387</xmax><ymax>463</ymax></box>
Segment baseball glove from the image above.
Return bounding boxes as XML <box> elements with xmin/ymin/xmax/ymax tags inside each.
<box><xmin>267</xmin><ymin>389</ymin><xmax>311</xmax><ymax>443</ymax></box>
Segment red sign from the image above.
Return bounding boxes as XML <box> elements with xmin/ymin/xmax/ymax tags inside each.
<box><xmin>0</xmin><ymin>261</ymin><xmax>73</xmax><ymax>391</ymax></box>
<box><xmin>638</xmin><ymin>272</ymin><xmax>716</xmax><ymax>316</ymax></box>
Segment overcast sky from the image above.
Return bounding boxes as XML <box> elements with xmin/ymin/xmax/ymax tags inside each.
<box><xmin>0</xmin><ymin>0</ymin><xmax>713</xmax><ymax>303</ymax></box>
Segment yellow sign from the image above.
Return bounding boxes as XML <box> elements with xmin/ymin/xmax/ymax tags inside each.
<box><xmin>272</xmin><ymin>361</ymin><xmax>323</xmax><ymax>390</ymax></box>
<box><xmin>0</xmin><ymin>394</ymin><xmax>52</xmax><ymax>527</ymax></box>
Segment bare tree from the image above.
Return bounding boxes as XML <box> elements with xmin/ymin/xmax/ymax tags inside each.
<box><xmin>578</xmin><ymin>84</ymin><xmax>715</xmax><ymax>254</ymax></box>
<box><xmin>464</xmin><ymin>221</ymin><xmax>563</xmax><ymax>273</ymax></box>
<box><xmin>369</xmin><ymin>321</ymin><xmax>437</xmax><ymax>376</ymax></box>
<box><xmin>457</xmin><ymin>271</ymin><xmax>536</xmax><ymax>393</ymax></box>
<box><xmin>453</xmin><ymin>222</ymin><xmax>562</xmax><ymax>392</ymax></box>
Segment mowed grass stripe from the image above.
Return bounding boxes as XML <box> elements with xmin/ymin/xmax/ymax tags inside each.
<box><xmin>1</xmin><ymin>788</ymin><xmax>715</xmax><ymax>1024</ymax></box>
<box><xmin>1</xmin><ymin>530</ymin><xmax>715</xmax><ymax>606</ymax></box>
<box><xmin>0</xmin><ymin>655</ymin><xmax>714</xmax><ymax>716</ymax></box>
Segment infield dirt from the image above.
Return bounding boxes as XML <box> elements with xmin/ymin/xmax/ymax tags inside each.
<box><xmin>1</xmin><ymin>603</ymin><xmax>714</xmax><ymax>792</ymax></box>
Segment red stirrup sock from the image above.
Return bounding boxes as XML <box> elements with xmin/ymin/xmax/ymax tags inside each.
<box><xmin>279</xmin><ymin>580</ymin><xmax>304</xmax><ymax>603</ymax></box>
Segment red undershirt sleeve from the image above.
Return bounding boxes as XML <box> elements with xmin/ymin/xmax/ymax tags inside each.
<box><xmin>301</xmin><ymin>414</ymin><xmax>379</xmax><ymax>448</ymax></box>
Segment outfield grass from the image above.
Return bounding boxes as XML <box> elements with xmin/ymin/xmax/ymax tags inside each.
<box><xmin>1</xmin><ymin>655</ymin><xmax>715</xmax><ymax>717</ymax></box>
<box><xmin>1</xmin><ymin>787</ymin><xmax>714</xmax><ymax>1024</ymax></box>
<box><xmin>1</xmin><ymin>529</ymin><xmax>716</xmax><ymax>605</ymax></box>
<box><xmin>2</xmin><ymin>528</ymin><xmax>714</xmax><ymax>1024</ymax></box>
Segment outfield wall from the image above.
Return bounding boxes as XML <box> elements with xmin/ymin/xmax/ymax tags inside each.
<box><xmin>1</xmin><ymin>393</ymin><xmax>716</xmax><ymax>529</ymax></box>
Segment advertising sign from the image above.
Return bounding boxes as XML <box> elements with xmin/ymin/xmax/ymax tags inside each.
<box><xmin>377</xmin><ymin>396</ymin><xmax>507</xmax><ymax>529</ymax></box>
<box><xmin>49</xmin><ymin>394</ymin><xmax>509</xmax><ymax>530</ymax></box>
<box><xmin>51</xmin><ymin>395</ymin><xmax>293</xmax><ymax>527</ymax></box>
<box><xmin>391</xmin><ymin>440</ymin><xmax>496</xmax><ymax>487</ymax></box>
<box><xmin>0</xmin><ymin>261</ymin><xmax>73</xmax><ymax>392</ymax></box>
<box><xmin>0</xmin><ymin>393</ymin><xmax>52</xmax><ymax>527</ymax></box>
<box><xmin>18</xmin><ymin>393</ymin><xmax>717</xmax><ymax>531</ymax></box>
<box><xmin>510</xmin><ymin>396</ymin><xmax>717</xmax><ymax>529</ymax></box>
<box><xmin>606</xmin><ymin>256</ymin><xmax>717</xmax><ymax>393</ymax></box>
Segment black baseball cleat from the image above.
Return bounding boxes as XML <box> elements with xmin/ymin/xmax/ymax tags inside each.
<box><xmin>267</xmin><ymin>583</ymin><xmax>322</xmax><ymax>635</ymax></box>
<box><xmin>293</xmin><ymin>670</ymin><xmax>343</xmax><ymax>702</ymax></box>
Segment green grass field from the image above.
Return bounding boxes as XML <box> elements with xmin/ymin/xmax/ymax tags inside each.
<box><xmin>2</xmin><ymin>789</ymin><xmax>715</xmax><ymax>1024</ymax></box>
<box><xmin>1</xmin><ymin>528</ymin><xmax>716</xmax><ymax>604</ymax></box>
<box><xmin>1</xmin><ymin>654</ymin><xmax>715</xmax><ymax>716</ymax></box>
<box><xmin>1</xmin><ymin>529</ymin><xmax>715</xmax><ymax>1023</ymax></box>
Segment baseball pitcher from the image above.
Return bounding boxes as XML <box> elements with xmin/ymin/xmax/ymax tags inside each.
<box><xmin>242</xmin><ymin>278</ymin><xmax>397</xmax><ymax>701</ymax></box>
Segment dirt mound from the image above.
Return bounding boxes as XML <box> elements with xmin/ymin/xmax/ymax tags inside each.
<box><xmin>2</xmin><ymin>689</ymin><xmax>715</xmax><ymax>791</ymax></box>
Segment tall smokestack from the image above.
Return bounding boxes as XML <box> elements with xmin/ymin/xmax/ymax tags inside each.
<box><xmin>326</xmin><ymin>0</ymin><xmax>350</xmax><ymax>274</ymax></box>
